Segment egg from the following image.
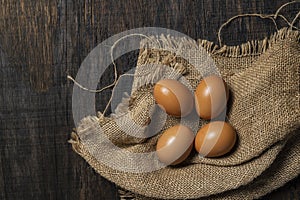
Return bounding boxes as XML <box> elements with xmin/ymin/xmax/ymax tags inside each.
<box><xmin>156</xmin><ymin>124</ymin><xmax>194</xmax><ymax>165</ymax></box>
<box><xmin>153</xmin><ymin>79</ymin><xmax>194</xmax><ymax>117</ymax></box>
<box><xmin>195</xmin><ymin>75</ymin><xmax>229</xmax><ymax>119</ymax></box>
<box><xmin>194</xmin><ymin>121</ymin><xmax>236</xmax><ymax>157</ymax></box>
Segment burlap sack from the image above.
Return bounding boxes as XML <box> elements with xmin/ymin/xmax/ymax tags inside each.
<box><xmin>70</xmin><ymin>27</ymin><xmax>300</xmax><ymax>199</ymax></box>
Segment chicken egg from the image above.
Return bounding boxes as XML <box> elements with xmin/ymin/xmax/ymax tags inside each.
<box><xmin>195</xmin><ymin>75</ymin><xmax>229</xmax><ymax>119</ymax></box>
<box><xmin>153</xmin><ymin>79</ymin><xmax>194</xmax><ymax>117</ymax></box>
<box><xmin>156</xmin><ymin>124</ymin><xmax>194</xmax><ymax>165</ymax></box>
<box><xmin>194</xmin><ymin>121</ymin><xmax>236</xmax><ymax>157</ymax></box>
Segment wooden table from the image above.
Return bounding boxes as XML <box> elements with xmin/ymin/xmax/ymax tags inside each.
<box><xmin>0</xmin><ymin>0</ymin><xmax>299</xmax><ymax>199</ymax></box>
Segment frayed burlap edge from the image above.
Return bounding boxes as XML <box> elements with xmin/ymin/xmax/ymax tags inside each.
<box><xmin>137</xmin><ymin>27</ymin><xmax>300</xmax><ymax>59</ymax></box>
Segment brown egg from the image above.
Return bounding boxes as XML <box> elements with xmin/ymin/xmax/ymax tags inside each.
<box><xmin>156</xmin><ymin>124</ymin><xmax>194</xmax><ymax>165</ymax></box>
<box><xmin>195</xmin><ymin>75</ymin><xmax>229</xmax><ymax>119</ymax></box>
<box><xmin>153</xmin><ymin>79</ymin><xmax>194</xmax><ymax>117</ymax></box>
<box><xmin>194</xmin><ymin>121</ymin><xmax>236</xmax><ymax>157</ymax></box>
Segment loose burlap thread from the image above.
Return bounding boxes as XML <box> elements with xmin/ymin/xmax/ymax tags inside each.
<box><xmin>69</xmin><ymin>26</ymin><xmax>300</xmax><ymax>199</ymax></box>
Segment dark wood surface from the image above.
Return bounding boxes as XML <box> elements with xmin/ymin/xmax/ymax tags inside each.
<box><xmin>0</xmin><ymin>0</ymin><xmax>299</xmax><ymax>199</ymax></box>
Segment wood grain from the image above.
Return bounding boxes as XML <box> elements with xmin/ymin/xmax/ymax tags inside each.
<box><xmin>0</xmin><ymin>0</ymin><xmax>299</xmax><ymax>199</ymax></box>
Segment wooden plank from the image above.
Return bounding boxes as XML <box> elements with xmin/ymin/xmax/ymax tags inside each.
<box><xmin>0</xmin><ymin>0</ymin><xmax>299</xmax><ymax>199</ymax></box>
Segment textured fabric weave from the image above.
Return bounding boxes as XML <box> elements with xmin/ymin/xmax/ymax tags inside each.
<box><xmin>70</xmin><ymin>28</ymin><xmax>300</xmax><ymax>199</ymax></box>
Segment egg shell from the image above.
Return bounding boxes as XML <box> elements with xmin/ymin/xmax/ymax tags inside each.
<box><xmin>156</xmin><ymin>124</ymin><xmax>194</xmax><ymax>165</ymax></box>
<box><xmin>153</xmin><ymin>79</ymin><xmax>194</xmax><ymax>117</ymax></box>
<box><xmin>195</xmin><ymin>75</ymin><xmax>229</xmax><ymax>119</ymax></box>
<box><xmin>195</xmin><ymin>121</ymin><xmax>236</xmax><ymax>157</ymax></box>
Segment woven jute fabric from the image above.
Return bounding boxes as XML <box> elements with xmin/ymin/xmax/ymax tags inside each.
<box><xmin>70</xmin><ymin>27</ymin><xmax>300</xmax><ymax>199</ymax></box>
